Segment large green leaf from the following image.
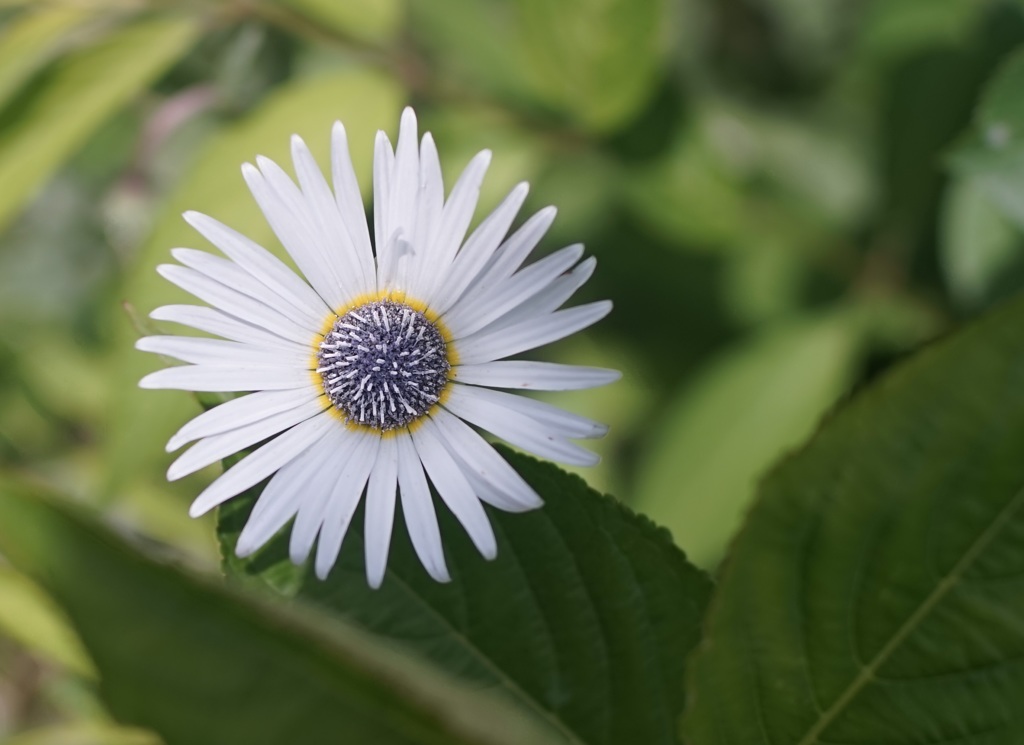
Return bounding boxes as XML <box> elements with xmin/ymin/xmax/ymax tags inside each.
<box><xmin>0</xmin><ymin>14</ymin><xmax>197</xmax><ymax>233</ymax></box>
<box><xmin>635</xmin><ymin>312</ymin><xmax>863</xmax><ymax>567</ymax></box>
<box><xmin>219</xmin><ymin>449</ymin><xmax>713</xmax><ymax>745</ymax></box>
<box><xmin>683</xmin><ymin>293</ymin><xmax>1024</xmax><ymax>743</ymax></box>
<box><xmin>278</xmin><ymin>0</ymin><xmax>402</xmax><ymax>42</ymax></box>
<box><xmin>0</xmin><ymin>483</ymin><xmax>562</xmax><ymax>745</ymax></box>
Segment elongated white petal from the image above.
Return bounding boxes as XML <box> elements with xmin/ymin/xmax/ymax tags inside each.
<box><xmin>429</xmin><ymin>407</ymin><xmax>542</xmax><ymax>512</ymax></box>
<box><xmin>170</xmin><ymin>247</ymin><xmax>321</xmax><ymax>330</ymax></box>
<box><xmin>429</xmin><ymin>182</ymin><xmax>529</xmax><ymax>315</ymax></box>
<box><xmin>412</xmin><ymin>417</ymin><xmax>496</xmax><ymax>559</ymax></box>
<box><xmin>314</xmin><ymin>430</ymin><xmax>380</xmax><ymax>578</ymax></box>
<box><xmin>183</xmin><ymin>210</ymin><xmax>329</xmax><ymax>321</ymax></box>
<box><xmin>477</xmin><ymin>256</ymin><xmax>597</xmax><ymax>336</ymax></box>
<box><xmin>454</xmin><ymin>361</ymin><xmax>621</xmax><ymax>391</ymax></box>
<box><xmin>136</xmin><ymin>335</ymin><xmax>307</xmax><ymax>367</ymax></box>
<box><xmin>139</xmin><ymin>365</ymin><xmax>312</xmax><ymax>392</ymax></box>
<box><xmin>331</xmin><ymin>121</ymin><xmax>375</xmax><ymax>290</ymax></box>
<box><xmin>364</xmin><ymin>436</ymin><xmax>399</xmax><ymax>588</ymax></box>
<box><xmin>382</xmin><ymin>108</ymin><xmax>420</xmax><ymax>293</ymax></box>
<box><xmin>235</xmin><ymin>431</ymin><xmax>341</xmax><ymax>557</ymax></box>
<box><xmin>444</xmin><ymin>243</ymin><xmax>585</xmax><ymax>339</ymax></box>
<box><xmin>291</xmin><ymin>134</ymin><xmax>375</xmax><ymax>298</ymax></box>
<box><xmin>443</xmin><ymin>384</ymin><xmax>599</xmax><ymax>467</ymax></box>
<box><xmin>455</xmin><ymin>300</ymin><xmax>612</xmax><ymax>366</ymax></box>
<box><xmin>373</xmin><ymin>130</ymin><xmax>395</xmax><ymax>286</ymax></box>
<box><xmin>406</xmin><ymin>133</ymin><xmax>444</xmax><ymax>298</ymax></box>
<box><xmin>168</xmin><ymin>396</ymin><xmax>328</xmax><ymax>480</ymax></box>
<box><xmin>453</xmin><ymin>384</ymin><xmax>607</xmax><ymax>439</ymax></box>
<box><xmin>157</xmin><ymin>264</ymin><xmax>313</xmax><ymax>343</ymax></box>
<box><xmin>190</xmin><ymin>411</ymin><xmax>335</xmax><ymax>516</ymax></box>
<box><xmin>167</xmin><ymin>388</ymin><xmax>323</xmax><ymax>452</ymax></box>
<box><xmin>243</xmin><ymin>161</ymin><xmax>350</xmax><ymax>309</ymax></box>
<box><xmin>418</xmin><ymin>150</ymin><xmax>491</xmax><ymax>301</ymax></box>
<box><xmin>150</xmin><ymin>305</ymin><xmax>309</xmax><ymax>352</ymax></box>
<box><xmin>394</xmin><ymin>434</ymin><xmax>450</xmax><ymax>582</ymax></box>
<box><xmin>290</xmin><ymin>425</ymin><xmax>360</xmax><ymax>565</ymax></box>
<box><xmin>451</xmin><ymin>206</ymin><xmax>557</xmax><ymax>309</ymax></box>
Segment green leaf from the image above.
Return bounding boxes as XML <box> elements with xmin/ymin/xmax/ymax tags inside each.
<box><xmin>0</xmin><ymin>4</ymin><xmax>98</xmax><ymax>109</ymax></box>
<box><xmin>940</xmin><ymin>177</ymin><xmax>1023</xmax><ymax>306</ymax></box>
<box><xmin>278</xmin><ymin>0</ymin><xmax>402</xmax><ymax>43</ymax></box>
<box><xmin>0</xmin><ymin>14</ymin><xmax>197</xmax><ymax>233</ymax></box>
<box><xmin>518</xmin><ymin>0</ymin><xmax>670</xmax><ymax>132</ymax></box>
<box><xmin>975</xmin><ymin>45</ymin><xmax>1024</xmax><ymax>146</ymax></box>
<box><xmin>683</xmin><ymin>292</ymin><xmax>1024</xmax><ymax>744</ymax></box>
<box><xmin>0</xmin><ymin>483</ymin><xmax>563</xmax><ymax>745</ymax></box>
<box><xmin>0</xmin><ymin>723</ymin><xmax>159</xmax><ymax>745</ymax></box>
<box><xmin>106</xmin><ymin>69</ymin><xmax>403</xmax><ymax>499</ymax></box>
<box><xmin>219</xmin><ymin>449</ymin><xmax>713</xmax><ymax>745</ymax></box>
<box><xmin>0</xmin><ymin>564</ymin><xmax>94</xmax><ymax>677</ymax></box>
<box><xmin>635</xmin><ymin>312</ymin><xmax>863</xmax><ymax>567</ymax></box>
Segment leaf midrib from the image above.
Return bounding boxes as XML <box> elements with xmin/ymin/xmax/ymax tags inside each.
<box><xmin>794</xmin><ymin>483</ymin><xmax>1024</xmax><ymax>745</ymax></box>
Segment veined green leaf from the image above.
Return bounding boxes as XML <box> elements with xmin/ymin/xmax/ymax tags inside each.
<box><xmin>0</xmin><ymin>483</ymin><xmax>562</xmax><ymax>745</ymax></box>
<box><xmin>219</xmin><ymin>449</ymin><xmax>713</xmax><ymax>745</ymax></box>
<box><xmin>0</xmin><ymin>14</ymin><xmax>198</xmax><ymax>233</ymax></box>
<box><xmin>683</xmin><ymin>293</ymin><xmax>1024</xmax><ymax>744</ymax></box>
<box><xmin>635</xmin><ymin>312</ymin><xmax>863</xmax><ymax>567</ymax></box>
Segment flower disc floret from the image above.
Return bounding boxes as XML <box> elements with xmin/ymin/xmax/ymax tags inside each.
<box><xmin>317</xmin><ymin>300</ymin><xmax>450</xmax><ymax>431</ymax></box>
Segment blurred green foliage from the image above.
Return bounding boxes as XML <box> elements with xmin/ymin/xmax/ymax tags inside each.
<box><xmin>2</xmin><ymin>0</ymin><xmax>1024</xmax><ymax>741</ymax></box>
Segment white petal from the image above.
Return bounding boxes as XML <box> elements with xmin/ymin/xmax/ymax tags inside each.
<box><xmin>136</xmin><ymin>335</ymin><xmax>307</xmax><ymax>367</ymax></box>
<box><xmin>382</xmin><ymin>107</ymin><xmax>420</xmax><ymax>293</ymax></box>
<box><xmin>235</xmin><ymin>432</ymin><xmax>340</xmax><ymax>557</ymax></box>
<box><xmin>291</xmin><ymin>135</ymin><xmax>375</xmax><ymax>298</ymax></box>
<box><xmin>418</xmin><ymin>150</ymin><xmax>491</xmax><ymax>302</ymax></box>
<box><xmin>450</xmin><ymin>206</ymin><xmax>557</xmax><ymax>311</ymax></box>
<box><xmin>189</xmin><ymin>411</ymin><xmax>336</xmax><ymax>516</ymax></box>
<box><xmin>314</xmin><ymin>430</ymin><xmax>380</xmax><ymax>578</ymax></box>
<box><xmin>443</xmin><ymin>243</ymin><xmax>585</xmax><ymax>339</ymax></box>
<box><xmin>429</xmin><ymin>407</ymin><xmax>542</xmax><ymax>512</ymax></box>
<box><xmin>139</xmin><ymin>365</ymin><xmax>312</xmax><ymax>392</ymax></box>
<box><xmin>331</xmin><ymin>121</ymin><xmax>376</xmax><ymax>290</ymax></box>
<box><xmin>150</xmin><ymin>305</ymin><xmax>308</xmax><ymax>352</ymax></box>
<box><xmin>168</xmin><ymin>396</ymin><xmax>328</xmax><ymax>480</ymax></box>
<box><xmin>171</xmin><ymin>248</ymin><xmax>319</xmax><ymax>329</ymax></box>
<box><xmin>373</xmin><ymin>130</ymin><xmax>395</xmax><ymax>286</ymax></box>
<box><xmin>454</xmin><ymin>300</ymin><xmax>612</xmax><ymax>366</ymax></box>
<box><xmin>364</xmin><ymin>436</ymin><xmax>398</xmax><ymax>588</ymax></box>
<box><xmin>183</xmin><ymin>210</ymin><xmax>329</xmax><ymax>322</ymax></box>
<box><xmin>411</xmin><ymin>418</ymin><xmax>497</xmax><ymax>559</ymax></box>
<box><xmin>454</xmin><ymin>360</ymin><xmax>620</xmax><ymax>391</ymax></box>
<box><xmin>443</xmin><ymin>384</ymin><xmax>599</xmax><ymax>467</ymax></box>
<box><xmin>452</xmin><ymin>384</ymin><xmax>607</xmax><ymax>439</ymax></box>
<box><xmin>406</xmin><ymin>132</ymin><xmax>444</xmax><ymax>298</ymax></box>
<box><xmin>242</xmin><ymin>161</ymin><xmax>350</xmax><ymax>309</ymax></box>
<box><xmin>478</xmin><ymin>256</ymin><xmax>597</xmax><ymax>335</ymax></box>
<box><xmin>290</xmin><ymin>425</ymin><xmax>359</xmax><ymax>565</ymax></box>
<box><xmin>157</xmin><ymin>264</ymin><xmax>313</xmax><ymax>343</ymax></box>
<box><xmin>429</xmin><ymin>182</ymin><xmax>529</xmax><ymax>315</ymax></box>
<box><xmin>167</xmin><ymin>388</ymin><xmax>323</xmax><ymax>451</ymax></box>
<box><xmin>394</xmin><ymin>433</ymin><xmax>450</xmax><ymax>582</ymax></box>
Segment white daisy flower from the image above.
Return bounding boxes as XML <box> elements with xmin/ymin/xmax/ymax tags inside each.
<box><xmin>138</xmin><ymin>107</ymin><xmax>618</xmax><ymax>586</ymax></box>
